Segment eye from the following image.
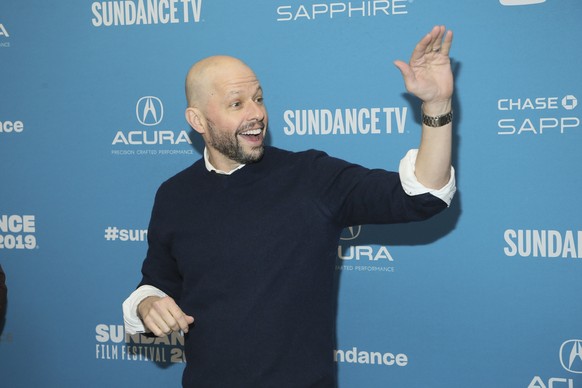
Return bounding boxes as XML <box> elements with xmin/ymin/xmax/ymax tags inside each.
<box><xmin>230</xmin><ymin>101</ymin><xmax>242</xmax><ymax>108</ymax></box>
<box><xmin>255</xmin><ymin>96</ymin><xmax>264</xmax><ymax>104</ymax></box>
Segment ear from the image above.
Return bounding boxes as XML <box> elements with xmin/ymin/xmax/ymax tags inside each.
<box><xmin>185</xmin><ymin>107</ymin><xmax>206</xmax><ymax>135</ymax></box>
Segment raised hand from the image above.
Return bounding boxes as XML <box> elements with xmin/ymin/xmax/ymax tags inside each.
<box><xmin>394</xmin><ymin>25</ymin><xmax>454</xmax><ymax>112</ymax></box>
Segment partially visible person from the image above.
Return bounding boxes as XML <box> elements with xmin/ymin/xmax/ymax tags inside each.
<box><xmin>0</xmin><ymin>265</ymin><xmax>7</xmax><ymax>322</ymax></box>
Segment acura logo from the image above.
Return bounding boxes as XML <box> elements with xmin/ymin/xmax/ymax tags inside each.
<box><xmin>340</xmin><ymin>225</ymin><xmax>361</xmax><ymax>241</ymax></box>
<box><xmin>0</xmin><ymin>23</ymin><xmax>9</xmax><ymax>38</ymax></box>
<box><xmin>560</xmin><ymin>339</ymin><xmax>582</xmax><ymax>374</ymax></box>
<box><xmin>136</xmin><ymin>96</ymin><xmax>163</xmax><ymax>126</ymax></box>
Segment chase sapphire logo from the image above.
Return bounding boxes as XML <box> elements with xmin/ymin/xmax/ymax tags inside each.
<box><xmin>136</xmin><ymin>96</ymin><xmax>163</xmax><ymax>126</ymax></box>
<box><xmin>560</xmin><ymin>339</ymin><xmax>582</xmax><ymax>374</ymax></box>
<box><xmin>340</xmin><ymin>226</ymin><xmax>361</xmax><ymax>241</ymax></box>
<box><xmin>562</xmin><ymin>95</ymin><xmax>578</xmax><ymax>111</ymax></box>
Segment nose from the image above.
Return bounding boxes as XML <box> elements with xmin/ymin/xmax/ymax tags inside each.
<box><xmin>249</xmin><ymin>101</ymin><xmax>265</xmax><ymax>122</ymax></box>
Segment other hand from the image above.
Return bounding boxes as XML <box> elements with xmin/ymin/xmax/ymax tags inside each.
<box><xmin>138</xmin><ymin>295</ymin><xmax>195</xmax><ymax>337</ymax></box>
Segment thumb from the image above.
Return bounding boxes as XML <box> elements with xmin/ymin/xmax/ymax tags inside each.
<box><xmin>393</xmin><ymin>60</ymin><xmax>410</xmax><ymax>77</ymax></box>
<box><xmin>393</xmin><ymin>60</ymin><xmax>417</xmax><ymax>93</ymax></box>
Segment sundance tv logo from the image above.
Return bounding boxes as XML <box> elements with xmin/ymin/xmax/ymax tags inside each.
<box><xmin>503</xmin><ymin>229</ymin><xmax>581</xmax><ymax>259</ymax></box>
<box><xmin>111</xmin><ymin>96</ymin><xmax>193</xmax><ymax>156</ymax></box>
<box><xmin>283</xmin><ymin>106</ymin><xmax>408</xmax><ymax>136</ymax></box>
<box><xmin>91</xmin><ymin>0</ymin><xmax>202</xmax><ymax>27</ymax></box>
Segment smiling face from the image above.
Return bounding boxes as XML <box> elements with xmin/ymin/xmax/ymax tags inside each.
<box><xmin>185</xmin><ymin>56</ymin><xmax>268</xmax><ymax>172</ymax></box>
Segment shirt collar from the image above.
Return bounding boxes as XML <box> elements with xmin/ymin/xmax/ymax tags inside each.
<box><xmin>203</xmin><ymin>148</ymin><xmax>246</xmax><ymax>175</ymax></box>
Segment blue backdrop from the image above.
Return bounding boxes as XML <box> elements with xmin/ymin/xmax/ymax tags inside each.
<box><xmin>1</xmin><ymin>1</ymin><xmax>581</xmax><ymax>387</ymax></box>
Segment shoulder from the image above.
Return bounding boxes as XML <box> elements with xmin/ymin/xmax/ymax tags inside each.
<box><xmin>263</xmin><ymin>146</ymin><xmax>369</xmax><ymax>187</ymax></box>
<box><xmin>263</xmin><ymin>146</ymin><xmax>334</xmax><ymax>167</ymax></box>
<box><xmin>156</xmin><ymin>158</ymin><xmax>206</xmax><ymax>196</ymax></box>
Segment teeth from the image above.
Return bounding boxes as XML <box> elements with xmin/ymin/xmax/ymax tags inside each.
<box><xmin>241</xmin><ymin>129</ymin><xmax>262</xmax><ymax>135</ymax></box>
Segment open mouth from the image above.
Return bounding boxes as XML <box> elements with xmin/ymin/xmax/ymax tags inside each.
<box><xmin>238</xmin><ymin>128</ymin><xmax>264</xmax><ymax>141</ymax></box>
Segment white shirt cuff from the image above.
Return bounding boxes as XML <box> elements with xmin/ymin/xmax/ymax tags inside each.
<box><xmin>122</xmin><ymin>285</ymin><xmax>167</xmax><ymax>335</ymax></box>
<box><xmin>398</xmin><ymin>149</ymin><xmax>456</xmax><ymax>207</ymax></box>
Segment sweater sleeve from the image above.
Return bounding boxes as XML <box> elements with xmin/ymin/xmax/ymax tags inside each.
<box><xmin>138</xmin><ymin>183</ymin><xmax>184</xmax><ymax>302</ymax></box>
<box><xmin>306</xmin><ymin>150</ymin><xmax>449</xmax><ymax>228</ymax></box>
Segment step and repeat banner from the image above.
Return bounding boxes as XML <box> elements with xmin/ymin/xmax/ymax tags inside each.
<box><xmin>1</xmin><ymin>1</ymin><xmax>581</xmax><ymax>387</ymax></box>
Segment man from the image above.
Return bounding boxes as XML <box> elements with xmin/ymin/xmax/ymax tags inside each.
<box><xmin>123</xmin><ymin>25</ymin><xmax>456</xmax><ymax>387</ymax></box>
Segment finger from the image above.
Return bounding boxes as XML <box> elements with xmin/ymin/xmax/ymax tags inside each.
<box><xmin>412</xmin><ymin>31</ymin><xmax>433</xmax><ymax>57</ymax></box>
<box><xmin>411</xmin><ymin>25</ymin><xmax>445</xmax><ymax>61</ymax></box>
<box><xmin>426</xmin><ymin>25</ymin><xmax>445</xmax><ymax>53</ymax></box>
<box><xmin>409</xmin><ymin>32</ymin><xmax>433</xmax><ymax>63</ymax></box>
<box><xmin>440</xmin><ymin>30</ymin><xmax>453</xmax><ymax>56</ymax></box>
<box><xmin>150</xmin><ymin>298</ymin><xmax>194</xmax><ymax>333</ymax></box>
<box><xmin>154</xmin><ymin>304</ymin><xmax>184</xmax><ymax>332</ymax></box>
<box><xmin>180</xmin><ymin>314</ymin><xmax>195</xmax><ymax>333</ymax></box>
<box><xmin>139</xmin><ymin>296</ymin><xmax>183</xmax><ymax>336</ymax></box>
<box><xmin>167</xmin><ymin>306</ymin><xmax>195</xmax><ymax>333</ymax></box>
<box><xmin>143</xmin><ymin>309</ymin><xmax>172</xmax><ymax>337</ymax></box>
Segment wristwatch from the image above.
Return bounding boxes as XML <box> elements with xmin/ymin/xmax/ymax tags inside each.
<box><xmin>422</xmin><ymin>110</ymin><xmax>453</xmax><ymax>127</ymax></box>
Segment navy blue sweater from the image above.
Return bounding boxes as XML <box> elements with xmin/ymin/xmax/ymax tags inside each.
<box><xmin>139</xmin><ymin>146</ymin><xmax>447</xmax><ymax>387</ymax></box>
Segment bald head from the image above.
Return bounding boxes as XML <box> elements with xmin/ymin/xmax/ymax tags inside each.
<box><xmin>183</xmin><ymin>55</ymin><xmax>267</xmax><ymax>171</ymax></box>
<box><xmin>185</xmin><ymin>55</ymin><xmax>257</xmax><ymax>109</ymax></box>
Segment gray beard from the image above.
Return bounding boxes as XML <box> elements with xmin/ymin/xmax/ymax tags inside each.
<box><xmin>206</xmin><ymin>119</ymin><xmax>265</xmax><ymax>165</ymax></box>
